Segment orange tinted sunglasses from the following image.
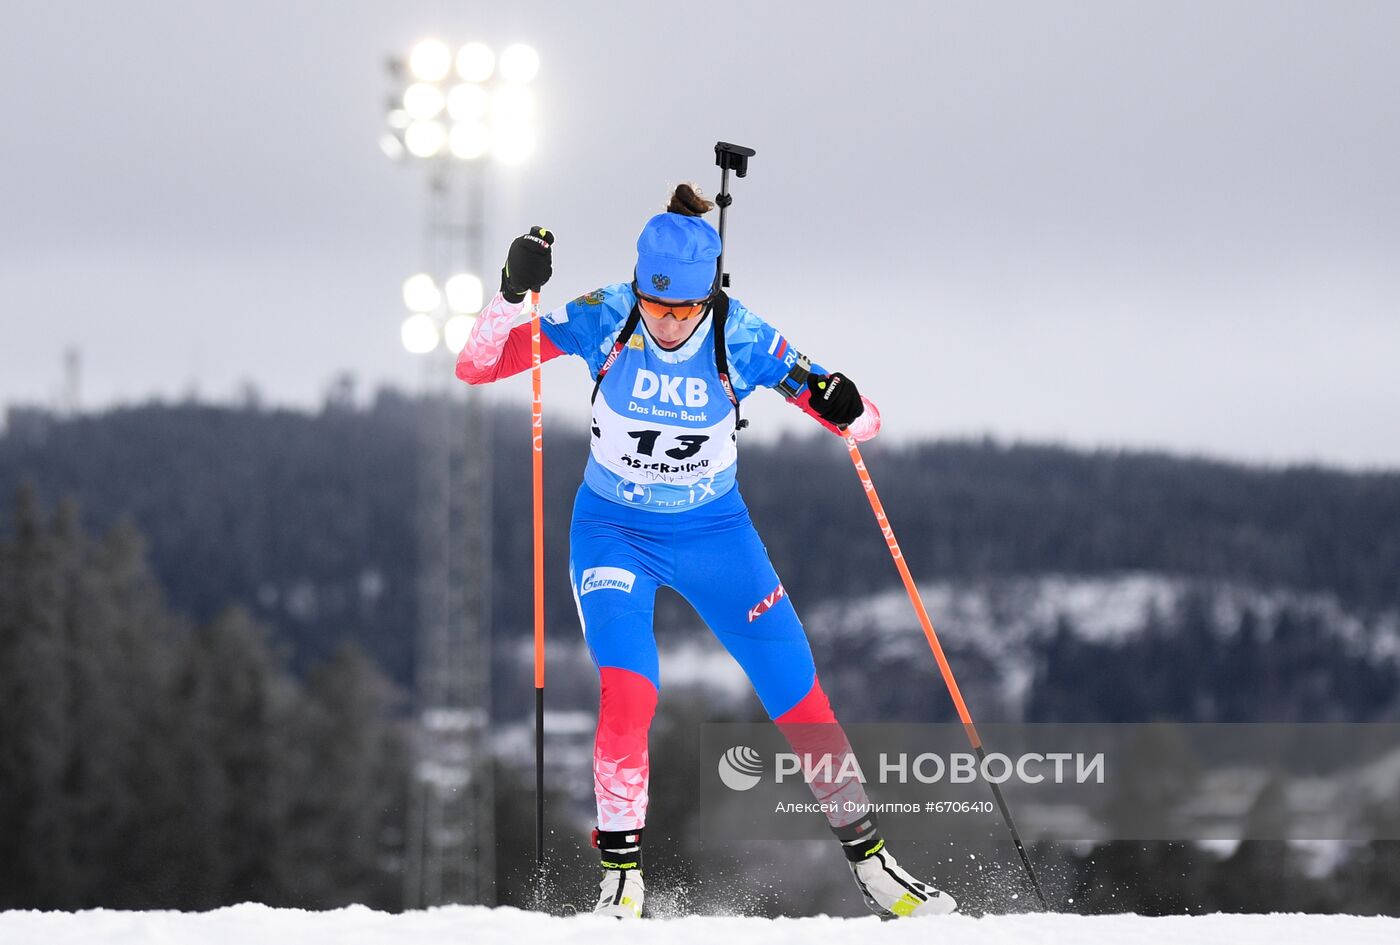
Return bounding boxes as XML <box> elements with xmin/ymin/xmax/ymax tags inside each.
<box><xmin>637</xmin><ymin>294</ymin><xmax>709</xmax><ymax>321</ymax></box>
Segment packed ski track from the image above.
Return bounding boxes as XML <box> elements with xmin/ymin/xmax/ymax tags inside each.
<box><xmin>1</xmin><ymin>905</ymin><xmax>1397</xmax><ymax>945</ymax></box>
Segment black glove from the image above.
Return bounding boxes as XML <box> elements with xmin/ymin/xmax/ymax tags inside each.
<box><xmin>807</xmin><ymin>372</ymin><xmax>864</xmax><ymax>426</ymax></box>
<box><xmin>500</xmin><ymin>226</ymin><xmax>554</xmax><ymax>303</ymax></box>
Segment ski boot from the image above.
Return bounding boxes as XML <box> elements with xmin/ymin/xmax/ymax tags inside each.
<box><xmin>836</xmin><ymin>819</ymin><xmax>957</xmax><ymax>918</ymax></box>
<box><xmin>592</xmin><ymin>828</ymin><xmax>645</xmax><ymax>919</ymax></box>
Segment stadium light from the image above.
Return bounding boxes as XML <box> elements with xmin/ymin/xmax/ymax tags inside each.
<box><xmin>449</xmin><ymin>121</ymin><xmax>490</xmax><ymax>160</ymax></box>
<box><xmin>490</xmin><ymin>85</ymin><xmax>533</xmax><ymax>124</ymax></box>
<box><xmin>402</xmin><ymin>274</ymin><xmax>443</xmax><ymax>313</ymax></box>
<box><xmin>384</xmin><ymin>39</ymin><xmax>522</xmax><ymax>912</ymax></box>
<box><xmin>403</xmin><ymin>82</ymin><xmax>446</xmax><ymax>121</ymax></box>
<box><xmin>447</xmin><ymin>83</ymin><xmax>489</xmax><ymax>122</ymax></box>
<box><xmin>401</xmin><ymin>313</ymin><xmax>441</xmax><ymax>354</ymax></box>
<box><xmin>498</xmin><ymin>44</ymin><xmax>540</xmax><ymax>83</ymax></box>
<box><xmin>456</xmin><ymin>42</ymin><xmax>495</xmax><ymax>82</ymax></box>
<box><xmin>386</xmin><ymin>39</ymin><xmax>537</xmax><ymax>360</ymax></box>
<box><xmin>445</xmin><ymin>273</ymin><xmax>484</xmax><ymax>314</ymax></box>
<box><xmin>409</xmin><ymin>40</ymin><xmax>453</xmax><ymax>82</ymax></box>
<box><xmin>404</xmin><ymin>121</ymin><xmax>447</xmax><ymax>158</ymax></box>
<box><xmin>382</xmin><ymin>39</ymin><xmax>538</xmax><ymax>166</ymax></box>
<box><xmin>400</xmin><ymin>272</ymin><xmax>482</xmax><ymax>356</ymax></box>
<box><xmin>379</xmin><ymin>133</ymin><xmax>405</xmax><ymax>161</ymax></box>
<box><xmin>491</xmin><ymin>125</ymin><xmax>535</xmax><ymax>166</ymax></box>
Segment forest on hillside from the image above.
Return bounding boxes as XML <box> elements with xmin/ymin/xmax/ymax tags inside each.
<box><xmin>3</xmin><ymin>397</ymin><xmax>1400</xmax><ymax>913</ymax></box>
<box><xmin>3</xmin><ymin>395</ymin><xmax>1398</xmax><ymax>701</ymax></box>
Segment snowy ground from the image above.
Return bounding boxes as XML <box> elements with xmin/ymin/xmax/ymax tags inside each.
<box><xmin>1</xmin><ymin>905</ymin><xmax>1397</xmax><ymax>945</ymax></box>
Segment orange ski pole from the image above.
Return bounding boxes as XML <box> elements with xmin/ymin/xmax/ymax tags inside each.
<box><xmin>841</xmin><ymin>430</ymin><xmax>1048</xmax><ymax>908</ymax></box>
<box><xmin>530</xmin><ymin>291</ymin><xmax>546</xmax><ymax>867</ymax></box>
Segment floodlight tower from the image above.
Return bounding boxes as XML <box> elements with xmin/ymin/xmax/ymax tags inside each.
<box><xmin>383</xmin><ymin>37</ymin><xmax>540</xmax><ymax>910</ymax></box>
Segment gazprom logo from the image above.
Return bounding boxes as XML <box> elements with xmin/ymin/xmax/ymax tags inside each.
<box><xmin>579</xmin><ymin>567</ymin><xmax>636</xmax><ymax>596</ymax></box>
<box><xmin>718</xmin><ymin>746</ymin><xmax>764</xmax><ymax>791</ymax></box>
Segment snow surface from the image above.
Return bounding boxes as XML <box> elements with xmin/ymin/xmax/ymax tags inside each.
<box><xmin>1</xmin><ymin>905</ymin><xmax>1397</xmax><ymax>945</ymax></box>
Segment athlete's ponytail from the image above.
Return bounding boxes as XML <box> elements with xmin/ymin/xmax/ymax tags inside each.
<box><xmin>666</xmin><ymin>183</ymin><xmax>714</xmax><ymax>217</ymax></box>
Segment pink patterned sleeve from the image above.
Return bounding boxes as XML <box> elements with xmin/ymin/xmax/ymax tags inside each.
<box><xmin>455</xmin><ymin>292</ymin><xmax>565</xmax><ymax>384</ymax></box>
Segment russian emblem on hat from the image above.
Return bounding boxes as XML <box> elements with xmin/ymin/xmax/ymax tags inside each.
<box><xmin>651</xmin><ymin>273</ymin><xmax>671</xmax><ymax>292</ymax></box>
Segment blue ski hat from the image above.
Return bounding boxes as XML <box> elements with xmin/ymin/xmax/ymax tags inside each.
<box><xmin>634</xmin><ymin>212</ymin><xmax>721</xmax><ymax>301</ymax></box>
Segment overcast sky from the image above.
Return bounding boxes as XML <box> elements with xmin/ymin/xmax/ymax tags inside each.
<box><xmin>2</xmin><ymin>1</ymin><xmax>1397</xmax><ymax>467</ymax></box>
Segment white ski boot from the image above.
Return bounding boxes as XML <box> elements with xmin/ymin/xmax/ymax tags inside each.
<box><xmin>594</xmin><ymin>866</ymin><xmax>645</xmax><ymax>919</ymax></box>
<box><xmin>592</xmin><ymin>828</ymin><xmax>645</xmax><ymax>919</ymax></box>
<box><xmin>850</xmin><ymin>844</ymin><xmax>957</xmax><ymax>917</ymax></box>
<box><xmin>838</xmin><ymin>820</ymin><xmax>957</xmax><ymax>918</ymax></box>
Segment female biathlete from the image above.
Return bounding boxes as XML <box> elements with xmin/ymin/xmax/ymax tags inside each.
<box><xmin>456</xmin><ymin>184</ymin><xmax>955</xmax><ymax>919</ymax></box>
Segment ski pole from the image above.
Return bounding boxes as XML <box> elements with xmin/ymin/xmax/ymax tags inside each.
<box><xmin>530</xmin><ymin>290</ymin><xmax>546</xmax><ymax>868</ymax></box>
<box><xmin>840</xmin><ymin>431</ymin><xmax>1049</xmax><ymax>909</ymax></box>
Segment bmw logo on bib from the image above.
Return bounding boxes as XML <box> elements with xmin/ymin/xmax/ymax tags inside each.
<box><xmin>618</xmin><ymin>481</ymin><xmax>651</xmax><ymax>504</ymax></box>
